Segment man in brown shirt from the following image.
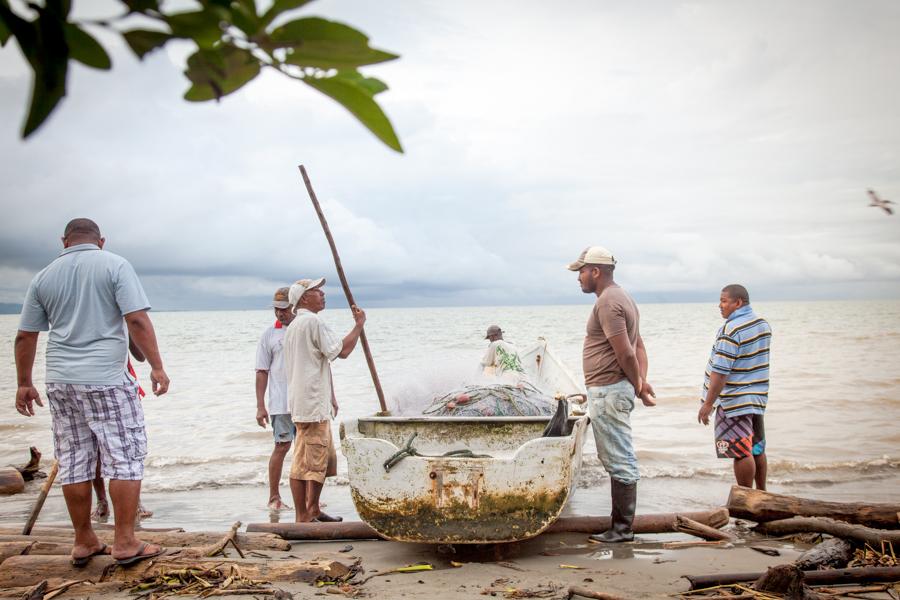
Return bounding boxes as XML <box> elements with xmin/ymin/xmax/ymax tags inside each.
<box><xmin>568</xmin><ymin>246</ymin><xmax>656</xmax><ymax>542</ymax></box>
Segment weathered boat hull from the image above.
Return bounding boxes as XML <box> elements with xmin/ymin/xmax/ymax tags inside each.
<box><xmin>340</xmin><ymin>415</ymin><xmax>589</xmax><ymax>543</ymax></box>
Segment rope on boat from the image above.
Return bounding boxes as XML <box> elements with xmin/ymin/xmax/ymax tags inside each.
<box><xmin>382</xmin><ymin>432</ymin><xmax>493</xmax><ymax>472</ymax></box>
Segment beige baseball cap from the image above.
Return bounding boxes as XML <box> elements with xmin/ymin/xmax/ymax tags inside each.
<box><xmin>288</xmin><ymin>277</ymin><xmax>325</xmax><ymax>307</ymax></box>
<box><xmin>271</xmin><ymin>287</ymin><xmax>291</xmax><ymax>309</ymax></box>
<box><xmin>567</xmin><ymin>246</ymin><xmax>617</xmax><ymax>271</ymax></box>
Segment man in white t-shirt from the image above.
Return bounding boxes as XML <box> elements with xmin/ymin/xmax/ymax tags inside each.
<box><xmin>480</xmin><ymin>325</ymin><xmax>525</xmax><ymax>380</ymax></box>
<box><xmin>255</xmin><ymin>287</ymin><xmax>295</xmax><ymax>510</ymax></box>
<box><xmin>283</xmin><ymin>277</ymin><xmax>366</xmax><ymax>523</ymax></box>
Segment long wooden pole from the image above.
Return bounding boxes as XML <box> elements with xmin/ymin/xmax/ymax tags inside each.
<box><xmin>298</xmin><ymin>165</ymin><xmax>387</xmax><ymax>414</ymax></box>
<box><xmin>22</xmin><ymin>460</ymin><xmax>58</xmax><ymax>535</ymax></box>
<box><xmin>246</xmin><ymin>509</ymin><xmax>730</xmax><ymax>539</ymax></box>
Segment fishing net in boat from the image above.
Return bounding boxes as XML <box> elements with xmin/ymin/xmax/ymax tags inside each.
<box><xmin>422</xmin><ymin>381</ymin><xmax>556</xmax><ymax>417</ymax></box>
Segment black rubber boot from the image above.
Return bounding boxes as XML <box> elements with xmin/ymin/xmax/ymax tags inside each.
<box><xmin>588</xmin><ymin>479</ymin><xmax>636</xmax><ymax>543</ymax></box>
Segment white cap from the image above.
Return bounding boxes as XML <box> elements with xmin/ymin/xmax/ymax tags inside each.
<box><xmin>288</xmin><ymin>277</ymin><xmax>325</xmax><ymax>307</ymax></box>
<box><xmin>566</xmin><ymin>246</ymin><xmax>617</xmax><ymax>271</ymax></box>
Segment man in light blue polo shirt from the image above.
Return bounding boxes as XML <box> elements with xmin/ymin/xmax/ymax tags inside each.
<box><xmin>15</xmin><ymin>218</ymin><xmax>170</xmax><ymax>567</ymax></box>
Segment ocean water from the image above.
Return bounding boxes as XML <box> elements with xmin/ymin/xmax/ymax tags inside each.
<box><xmin>1</xmin><ymin>300</ymin><xmax>898</xmax><ymax>528</ymax></box>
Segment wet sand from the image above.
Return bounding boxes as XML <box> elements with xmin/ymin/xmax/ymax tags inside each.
<box><xmin>0</xmin><ymin>481</ymin><xmax>814</xmax><ymax>600</ymax></box>
<box><xmin>0</xmin><ymin>528</ymin><xmax>806</xmax><ymax>599</ymax></box>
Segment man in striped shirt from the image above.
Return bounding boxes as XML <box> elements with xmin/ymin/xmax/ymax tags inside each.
<box><xmin>698</xmin><ymin>284</ymin><xmax>771</xmax><ymax>490</ymax></box>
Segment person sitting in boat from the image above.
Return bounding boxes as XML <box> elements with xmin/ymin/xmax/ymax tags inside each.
<box><xmin>480</xmin><ymin>325</ymin><xmax>526</xmax><ymax>382</ymax></box>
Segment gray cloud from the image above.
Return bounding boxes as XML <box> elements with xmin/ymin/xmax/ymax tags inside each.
<box><xmin>1</xmin><ymin>0</ymin><xmax>898</xmax><ymax>310</ymax></box>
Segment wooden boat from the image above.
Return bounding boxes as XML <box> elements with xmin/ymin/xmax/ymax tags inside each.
<box><xmin>339</xmin><ymin>339</ymin><xmax>589</xmax><ymax>544</ymax></box>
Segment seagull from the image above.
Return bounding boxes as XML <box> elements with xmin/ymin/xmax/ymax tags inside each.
<box><xmin>868</xmin><ymin>189</ymin><xmax>894</xmax><ymax>215</ymax></box>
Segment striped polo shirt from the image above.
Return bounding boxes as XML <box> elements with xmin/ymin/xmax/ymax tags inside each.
<box><xmin>701</xmin><ymin>304</ymin><xmax>772</xmax><ymax>417</ymax></box>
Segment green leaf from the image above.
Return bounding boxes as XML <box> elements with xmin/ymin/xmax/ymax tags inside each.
<box><xmin>165</xmin><ymin>10</ymin><xmax>222</xmax><ymax>48</ymax></box>
<box><xmin>64</xmin><ymin>23</ymin><xmax>110</xmax><ymax>69</ymax></box>
<box><xmin>183</xmin><ymin>44</ymin><xmax>260</xmax><ymax>101</ymax></box>
<box><xmin>0</xmin><ymin>11</ymin><xmax>11</xmax><ymax>46</ymax></box>
<box><xmin>303</xmin><ymin>70</ymin><xmax>402</xmax><ymax>152</ymax></box>
<box><xmin>271</xmin><ymin>17</ymin><xmax>398</xmax><ymax>69</ymax></box>
<box><xmin>261</xmin><ymin>0</ymin><xmax>312</xmax><ymax>26</ymax></box>
<box><xmin>228</xmin><ymin>0</ymin><xmax>261</xmax><ymax>37</ymax></box>
<box><xmin>22</xmin><ymin>3</ymin><xmax>69</xmax><ymax>137</ymax></box>
<box><xmin>122</xmin><ymin>29</ymin><xmax>172</xmax><ymax>59</ymax></box>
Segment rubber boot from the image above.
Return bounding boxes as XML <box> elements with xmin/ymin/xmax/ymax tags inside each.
<box><xmin>589</xmin><ymin>479</ymin><xmax>636</xmax><ymax>543</ymax></box>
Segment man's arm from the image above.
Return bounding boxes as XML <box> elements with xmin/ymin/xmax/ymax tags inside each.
<box><xmin>129</xmin><ymin>337</ymin><xmax>146</xmax><ymax>362</ymax></box>
<box><xmin>337</xmin><ymin>306</ymin><xmax>367</xmax><ymax>359</ymax></box>
<box><xmin>635</xmin><ymin>335</ymin><xmax>656</xmax><ymax>407</ymax></box>
<box><xmin>124</xmin><ymin>309</ymin><xmax>169</xmax><ymax>396</ymax></box>
<box><xmin>255</xmin><ymin>370</ymin><xmax>269</xmax><ymax>427</ymax></box>
<box><xmin>14</xmin><ymin>330</ymin><xmax>43</xmax><ymax>416</ymax></box>
<box><xmin>608</xmin><ymin>332</ymin><xmax>642</xmax><ymax>397</ymax></box>
<box><xmin>331</xmin><ymin>385</ymin><xmax>339</xmax><ymax>418</ymax></box>
<box><xmin>698</xmin><ymin>371</ymin><xmax>727</xmax><ymax>425</ymax></box>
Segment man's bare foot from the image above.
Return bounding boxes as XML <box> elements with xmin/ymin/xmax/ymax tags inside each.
<box><xmin>268</xmin><ymin>498</ymin><xmax>292</xmax><ymax>511</ymax></box>
<box><xmin>137</xmin><ymin>503</ymin><xmax>154</xmax><ymax>519</ymax></box>
<box><xmin>91</xmin><ymin>499</ymin><xmax>109</xmax><ymax>521</ymax></box>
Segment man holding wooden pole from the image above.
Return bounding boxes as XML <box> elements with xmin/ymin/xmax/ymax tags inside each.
<box><xmin>283</xmin><ymin>277</ymin><xmax>366</xmax><ymax>522</ymax></box>
<box><xmin>14</xmin><ymin>218</ymin><xmax>169</xmax><ymax>566</ymax></box>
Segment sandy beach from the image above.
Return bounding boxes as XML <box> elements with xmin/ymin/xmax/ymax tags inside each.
<box><xmin>0</xmin><ymin>475</ymin><xmax>828</xmax><ymax>600</ymax></box>
<box><xmin>0</xmin><ymin>519</ymin><xmax>806</xmax><ymax>599</ymax></box>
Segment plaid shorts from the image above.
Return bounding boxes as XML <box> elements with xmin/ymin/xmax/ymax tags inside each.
<box><xmin>46</xmin><ymin>377</ymin><xmax>147</xmax><ymax>485</ymax></box>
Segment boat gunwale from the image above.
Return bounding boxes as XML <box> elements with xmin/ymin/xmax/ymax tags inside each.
<box><xmin>352</xmin><ymin>415</ymin><xmax>586</xmax><ymax>424</ymax></box>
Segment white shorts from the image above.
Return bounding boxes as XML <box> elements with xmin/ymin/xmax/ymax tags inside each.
<box><xmin>46</xmin><ymin>378</ymin><xmax>147</xmax><ymax>485</ymax></box>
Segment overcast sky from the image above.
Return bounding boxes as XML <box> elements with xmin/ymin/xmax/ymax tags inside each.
<box><xmin>1</xmin><ymin>0</ymin><xmax>898</xmax><ymax>310</ymax></box>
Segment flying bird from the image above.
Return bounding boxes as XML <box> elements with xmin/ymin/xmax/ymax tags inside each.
<box><xmin>867</xmin><ymin>189</ymin><xmax>894</xmax><ymax>215</ymax></box>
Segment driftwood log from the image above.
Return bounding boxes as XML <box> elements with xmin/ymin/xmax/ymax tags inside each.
<box><xmin>727</xmin><ymin>485</ymin><xmax>900</xmax><ymax>529</ymax></box>
<box><xmin>0</xmin><ymin>525</ymin><xmax>183</xmax><ymax>535</ymax></box>
<box><xmin>547</xmin><ymin>509</ymin><xmax>730</xmax><ymax>534</ymax></box>
<box><xmin>0</xmin><ymin>540</ymin><xmax>76</xmax><ymax>559</ymax></box>
<box><xmin>566</xmin><ymin>586</ymin><xmax>628</xmax><ymax>600</ymax></box>
<box><xmin>0</xmin><ymin>542</ymin><xmax>35</xmax><ymax>565</ymax></box>
<box><xmin>0</xmin><ymin>468</ymin><xmax>25</xmax><ymax>495</ymax></box>
<box><xmin>794</xmin><ymin>537</ymin><xmax>855</xmax><ymax>570</ymax></box>
<box><xmin>0</xmin><ymin>581</ymin><xmax>122</xmax><ymax>600</ymax></box>
<box><xmin>0</xmin><ymin>529</ymin><xmax>288</xmax><ymax>551</ymax></box>
<box><xmin>248</xmin><ymin>520</ymin><xmax>381</xmax><ymax>540</ymax></box>
<box><xmin>0</xmin><ymin>554</ymin><xmax>355</xmax><ymax>588</ymax></box>
<box><xmin>756</xmin><ymin>516</ymin><xmax>900</xmax><ymax>547</ymax></box>
<box><xmin>684</xmin><ymin>565</ymin><xmax>900</xmax><ymax>589</ymax></box>
<box><xmin>246</xmin><ymin>508</ymin><xmax>730</xmax><ymax>540</ymax></box>
<box><xmin>13</xmin><ymin>447</ymin><xmax>44</xmax><ymax>481</ymax></box>
<box><xmin>752</xmin><ymin>564</ymin><xmax>821</xmax><ymax>600</ymax></box>
<box><xmin>174</xmin><ymin>521</ymin><xmax>246</xmax><ymax>559</ymax></box>
<box><xmin>672</xmin><ymin>515</ymin><xmax>735</xmax><ymax>541</ymax></box>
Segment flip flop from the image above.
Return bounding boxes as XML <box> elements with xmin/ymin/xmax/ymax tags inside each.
<box><xmin>313</xmin><ymin>512</ymin><xmax>343</xmax><ymax>522</ymax></box>
<box><xmin>72</xmin><ymin>543</ymin><xmax>109</xmax><ymax>567</ymax></box>
<box><xmin>114</xmin><ymin>542</ymin><xmax>166</xmax><ymax>566</ymax></box>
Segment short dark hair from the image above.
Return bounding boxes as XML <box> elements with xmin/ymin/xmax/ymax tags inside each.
<box><xmin>63</xmin><ymin>218</ymin><xmax>101</xmax><ymax>240</ymax></box>
<box><xmin>722</xmin><ymin>284</ymin><xmax>749</xmax><ymax>304</ymax></box>
<box><xmin>587</xmin><ymin>263</ymin><xmax>615</xmax><ymax>274</ymax></box>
